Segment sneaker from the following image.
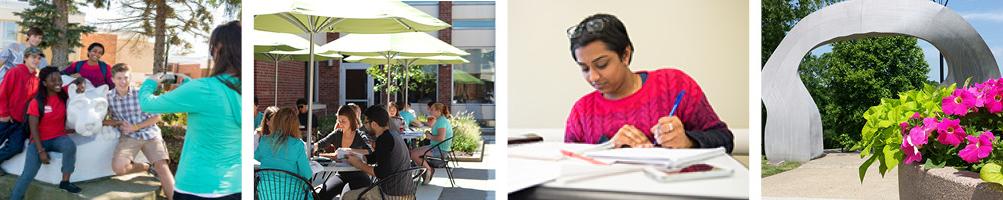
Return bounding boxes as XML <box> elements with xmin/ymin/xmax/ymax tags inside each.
<box><xmin>59</xmin><ymin>181</ymin><xmax>82</xmax><ymax>193</ymax></box>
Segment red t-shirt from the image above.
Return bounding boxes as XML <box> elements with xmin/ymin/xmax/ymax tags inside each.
<box><xmin>64</xmin><ymin>61</ymin><xmax>113</xmax><ymax>88</ymax></box>
<box><xmin>565</xmin><ymin>68</ymin><xmax>728</xmax><ymax>144</ymax></box>
<box><xmin>27</xmin><ymin>96</ymin><xmax>66</xmax><ymax>141</ymax></box>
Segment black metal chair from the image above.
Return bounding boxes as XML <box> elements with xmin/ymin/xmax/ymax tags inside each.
<box><xmin>354</xmin><ymin>167</ymin><xmax>423</xmax><ymax>200</ymax></box>
<box><xmin>421</xmin><ymin>136</ymin><xmax>457</xmax><ymax>187</ymax></box>
<box><xmin>255</xmin><ymin>168</ymin><xmax>319</xmax><ymax>200</ymax></box>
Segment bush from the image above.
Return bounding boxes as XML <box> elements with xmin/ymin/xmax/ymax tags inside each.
<box><xmin>160</xmin><ymin>125</ymin><xmax>186</xmax><ymax>173</ymax></box>
<box><xmin>160</xmin><ymin>113</ymin><xmax>188</xmax><ymax>126</ymax></box>
<box><xmin>450</xmin><ymin>112</ymin><xmax>482</xmax><ymax>153</ymax></box>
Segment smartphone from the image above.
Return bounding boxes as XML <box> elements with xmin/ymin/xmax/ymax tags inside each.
<box><xmin>643</xmin><ymin>164</ymin><xmax>733</xmax><ymax>182</ymax></box>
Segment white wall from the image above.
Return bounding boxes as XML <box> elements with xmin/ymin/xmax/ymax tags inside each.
<box><xmin>508</xmin><ymin>0</ymin><xmax>749</xmax><ymax>130</ymax></box>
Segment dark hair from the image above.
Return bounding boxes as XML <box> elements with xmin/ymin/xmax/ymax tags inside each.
<box><xmin>34</xmin><ymin>67</ymin><xmax>67</xmax><ymax>118</ymax></box>
<box><xmin>296</xmin><ymin>98</ymin><xmax>307</xmax><ymax>106</ymax></box>
<box><xmin>87</xmin><ymin>43</ymin><xmax>105</xmax><ymax>54</ymax></box>
<box><xmin>25</xmin><ymin>27</ymin><xmax>42</xmax><ymax>38</ymax></box>
<box><xmin>568</xmin><ymin>14</ymin><xmax>634</xmax><ymax>64</ymax></box>
<box><xmin>394</xmin><ymin>101</ymin><xmax>406</xmax><ymax>112</ymax></box>
<box><xmin>364</xmin><ymin>105</ymin><xmax>390</xmax><ymax>128</ymax></box>
<box><xmin>209</xmin><ymin>20</ymin><xmax>241</xmax><ymax>93</ymax></box>
<box><xmin>254</xmin><ymin>96</ymin><xmax>259</xmax><ymax>105</ymax></box>
<box><xmin>337</xmin><ymin>105</ymin><xmax>359</xmax><ymax>131</ymax></box>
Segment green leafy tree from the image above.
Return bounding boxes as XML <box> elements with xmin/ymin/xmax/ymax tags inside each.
<box><xmin>807</xmin><ymin>36</ymin><xmax>933</xmax><ymax>149</ymax></box>
<box><xmin>15</xmin><ymin>0</ymin><xmax>96</xmax><ymax>67</ymax></box>
<box><xmin>90</xmin><ymin>0</ymin><xmax>228</xmax><ymax>73</ymax></box>
<box><xmin>366</xmin><ymin>64</ymin><xmax>437</xmax><ymax>102</ymax></box>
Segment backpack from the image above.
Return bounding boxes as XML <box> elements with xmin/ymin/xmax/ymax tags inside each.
<box><xmin>73</xmin><ymin>61</ymin><xmax>109</xmax><ymax>86</ymax></box>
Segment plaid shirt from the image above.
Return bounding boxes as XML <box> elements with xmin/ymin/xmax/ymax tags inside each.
<box><xmin>108</xmin><ymin>86</ymin><xmax>161</xmax><ymax>140</ymax></box>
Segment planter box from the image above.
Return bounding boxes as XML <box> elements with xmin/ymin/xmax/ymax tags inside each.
<box><xmin>899</xmin><ymin>163</ymin><xmax>1003</xmax><ymax>199</ymax></box>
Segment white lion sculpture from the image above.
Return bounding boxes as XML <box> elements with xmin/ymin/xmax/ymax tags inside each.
<box><xmin>0</xmin><ymin>75</ymin><xmax>144</xmax><ymax>184</ymax></box>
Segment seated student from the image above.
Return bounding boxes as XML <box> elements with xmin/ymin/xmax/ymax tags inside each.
<box><xmin>0</xmin><ymin>47</ymin><xmax>45</xmax><ymax>176</ymax></box>
<box><xmin>63</xmin><ymin>43</ymin><xmax>113</xmax><ymax>88</ymax></box>
<box><xmin>342</xmin><ymin>105</ymin><xmax>414</xmax><ymax>200</ymax></box>
<box><xmin>397</xmin><ymin>102</ymin><xmax>420</xmax><ymax>129</ymax></box>
<box><xmin>387</xmin><ymin>101</ymin><xmax>405</xmax><ymax>132</ymax></box>
<box><xmin>410</xmin><ymin>102</ymin><xmax>453</xmax><ymax>184</ymax></box>
<box><xmin>314</xmin><ymin>105</ymin><xmax>372</xmax><ymax>200</ymax></box>
<box><xmin>296</xmin><ymin>98</ymin><xmax>319</xmax><ymax>132</ymax></box>
<box><xmin>0</xmin><ymin>27</ymin><xmax>48</xmax><ymax>85</ymax></box>
<box><xmin>564</xmin><ymin>14</ymin><xmax>733</xmax><ymax>152</ymax></box>
<box><xmin>254</xmin><ymin>107</ymin><xmax>312</xmax><ymax>199</ymax></box>
<box><xmin>254</xmin><ymin>106</ymin><xmax>279</xmax><ymax>150</ymax></box>
<box><xmin>103</xmin><ymin>63</ymin><xmax>175</xmax><ymax>199</ymax></box>
<box><xmin>11</xmin><ymin>67</ymin><xmax>80</xmax><ymax>199</ymax></box>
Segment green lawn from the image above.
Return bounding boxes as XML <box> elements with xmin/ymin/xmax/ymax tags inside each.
<box><xmin>762</xmin><ymin>158</ymin><xmax>802</xmax><ymax>177</ymax></box>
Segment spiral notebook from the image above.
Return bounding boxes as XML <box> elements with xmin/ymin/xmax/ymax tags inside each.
<box><xmin>584</xmin><ymin>147</ymin><xmax>727</xmax><ymax>168</ymax></box>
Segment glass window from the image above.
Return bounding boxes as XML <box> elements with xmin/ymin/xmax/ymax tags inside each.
<box><xmin>452</xmin><ymin>48</ymin><xmax>494</xmax><ymax>104</ymax></box>
<box><xmin>406</xmin><ymin>65</ymin><xmax>438</xmax><ymax>104</ymax></box>
<box><xmin>453</xmin><ymin>19</ymin><xmax>495</xmax><ymax>30</ymax></box>
<box><xmin>1</xmin><ymin>22</ymin><xmax>18</xmax><ymax>49</ymax></box>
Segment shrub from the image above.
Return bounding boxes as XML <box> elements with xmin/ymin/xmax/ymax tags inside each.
<box><xmin>449</xmin><ymin>111</ymin><xmax>482</xmax><ymax>153</ymax></box>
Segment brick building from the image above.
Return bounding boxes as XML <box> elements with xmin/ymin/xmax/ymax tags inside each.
<box><xmin>253</xmin><ymin>1</ymin><xmax>495</xmax><ymax>127</ymax></box>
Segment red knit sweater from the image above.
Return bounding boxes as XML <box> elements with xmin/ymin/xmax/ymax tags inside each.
<box><xmin>565</xmin><ymin>68</ymin><xmax>733</xmax><ymax>153</ymax></box>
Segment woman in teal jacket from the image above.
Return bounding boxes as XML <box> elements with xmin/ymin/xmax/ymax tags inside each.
<box><xmin>255</xmin><ymin>107</ymin><xmax>313</xmax><ymax>199</ymax></box>
<box><xmin>138</xmin><ymin>21</ymin><xmax>242</xmax><ymax>199</ymax></box>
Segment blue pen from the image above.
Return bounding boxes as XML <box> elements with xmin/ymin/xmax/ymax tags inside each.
<box><xmin>655</xmin><ymin>90</ymin><xmax>686</xmax><ymax>145</ymax></box>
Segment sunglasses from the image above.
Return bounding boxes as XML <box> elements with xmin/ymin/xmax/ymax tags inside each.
<box><xmin>566</xmin><ymin>17</ymin><xmax>609</xmax><ymax>39</ymax></box>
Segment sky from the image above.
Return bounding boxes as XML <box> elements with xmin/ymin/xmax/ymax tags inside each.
<box><xmin>78</xmin><ymin>3</ymin><xmax>238</xmax><ymax>67</ymax></box>
<box><xmin>807</xmin><ymin>0</ymin><xmax>1003</xmax><ymax>82</ymax></box>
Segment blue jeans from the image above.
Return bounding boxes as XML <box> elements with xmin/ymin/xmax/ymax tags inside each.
<box><xmin>0</xmin><ymin>121</ymin><xmax>27</xmax><ymax>163</ymax></box>
<box><xmin>11</xmin><ymin>135</ymin><xmax>77</xmax><ymax>200</ymax></box>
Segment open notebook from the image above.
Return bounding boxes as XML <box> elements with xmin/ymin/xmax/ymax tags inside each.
<box><xmin>584</xmin><ymin>147</ymin><xmax>727</xmax><ymax>168</ymax></box>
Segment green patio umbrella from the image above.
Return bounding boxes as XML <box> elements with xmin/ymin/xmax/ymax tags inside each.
<box><xmin>344</xmin><ymin>55</ymin><xmax>469</xmax><ymax>99</ymax></box>
<box><xmin>323</xmin><ymin>32</ymin><xmax>469</xmax><ymax>101</ymax></box>
<box><xmin>253</xmin><ymin>0</ymin><xmax>449</xmax><ymax>153</ymax></box>
<box><xmin>452</xmin><ymin>70</ymin><xmax>485</xmax><ymax>85</ymax></box>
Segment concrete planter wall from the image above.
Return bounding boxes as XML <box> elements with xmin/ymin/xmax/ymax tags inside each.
<box><xmin>899</xmin><ymin>163</ymin><xmax>1003</xmax><ymax>199</ymax></box>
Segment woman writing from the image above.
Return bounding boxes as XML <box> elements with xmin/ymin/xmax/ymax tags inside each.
<box><xmin>564</xmin><ymin>14</ymin><xmax>733</xmax><ymax>152</ymax></box>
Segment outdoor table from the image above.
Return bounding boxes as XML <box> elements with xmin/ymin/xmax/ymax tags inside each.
<box><xmin>401</xmin><ymin>130</ymin><xmax>424</xmax><ymax>149</ymax></box>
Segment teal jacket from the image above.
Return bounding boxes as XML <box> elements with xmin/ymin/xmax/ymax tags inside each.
<box><xmin>139</xmin><ymin>74</ymin><xmax>241</xmax><ymax>195</ymax></box>
<box><xmin>255</xmin><ymin>134</ymin><xmax>313</xmax><ymax>199</ymax></box>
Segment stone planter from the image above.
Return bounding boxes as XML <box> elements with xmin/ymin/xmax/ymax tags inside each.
<box><xmin>899</xmin><ymin>163</ymin><xmax>1003</xmax><ymax>199</ymax></box>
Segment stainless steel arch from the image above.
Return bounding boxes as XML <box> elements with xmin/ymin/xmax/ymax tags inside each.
<box><xmin>763</xmin><ymin>0</ymin><xmax>1000</xmax><ymax>162</ymax></box>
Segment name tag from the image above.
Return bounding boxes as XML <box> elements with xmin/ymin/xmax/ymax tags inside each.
<box><xmin>44</xmin><ymin>106</ymin><xmax>52</xmax><ymax>114</ymax></box>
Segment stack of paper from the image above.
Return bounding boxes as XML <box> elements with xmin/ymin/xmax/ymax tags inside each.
<box><xmin>584</xmin><ymin>147</ymin><xmax>726</xmax><ymax>168</ymax></box>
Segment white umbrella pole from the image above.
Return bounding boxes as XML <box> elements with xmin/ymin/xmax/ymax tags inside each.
<box><xmin>307</xmin><ymin>31</ymin><xmax>315</xmax><ymax>155</ymax></box>
<box><xmin>274</xmin><ymin>57</ymin><xmax>279</xmax><ymax>106</ymax></box>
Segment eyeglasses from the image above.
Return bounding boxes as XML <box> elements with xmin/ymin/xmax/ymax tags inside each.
<box><xmin>566</xmin><ymin>17</ymin><xmax>609</xmax><ymax>39</ymax></box>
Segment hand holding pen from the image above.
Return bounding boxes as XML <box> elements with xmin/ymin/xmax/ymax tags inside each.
<box><xmin>647</xmin><ymin>90</ymin><xmax>693</xmax><ymax>149</ymax></box>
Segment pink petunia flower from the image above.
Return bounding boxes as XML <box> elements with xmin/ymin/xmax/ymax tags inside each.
<box><xmin>987</xmin><ymin>87</ymin><xmax>1003</xmax><ymax>114</ymax></box>
<box><xmin>902</xmin><ymin>125</ymin><xmax>930</xmax><ymax>164</ymax></box>
<box><xmin>959</xmin><ymin>131</ymin><xmax>995</xmax><ymax>163</ymax></box>
<box><xmin>936</xmin><ymin>118</ymin><xmax>966</xmax><ymax>146</ymax></box>
<box><xmin>943</xmin><ymin>89</ymin><xmax>977</xmax><ymax>116</ymax></box>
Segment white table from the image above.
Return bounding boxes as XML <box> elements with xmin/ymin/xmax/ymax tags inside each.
<box><xmin>401</xmin><ymin>131</ymin><xmax>424</xmax><ymax>140</ymax></box>
<box><xmin>508</xmin><ymin>142</ymin><xmax>749</xmax><ymax>199</ymax></box>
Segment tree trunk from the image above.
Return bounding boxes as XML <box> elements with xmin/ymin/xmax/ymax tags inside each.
<box><xmin>51</xmin><ymin>0</ymin><xmax>69</xmax><ymax>67</ymax></box>
<box><xmin>152</xmin><ymin>0</ymin><xmax>168</xmax><ymax>73</ymax></box>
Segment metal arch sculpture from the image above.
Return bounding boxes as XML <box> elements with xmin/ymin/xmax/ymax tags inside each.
<box><xmin>763</xmin><ymin>0</ymin><xmax>1000</xmax><ymax>162</ymax></box>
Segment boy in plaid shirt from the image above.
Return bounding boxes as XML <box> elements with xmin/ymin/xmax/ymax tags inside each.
<box><xmin>103</xmin><ymin>63</ymin><xmax>175</xmax><ymax>198</ymax></box>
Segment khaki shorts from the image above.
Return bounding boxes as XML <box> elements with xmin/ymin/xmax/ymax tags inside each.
<box><xmin>114</xmin><ymin>136</ymin><xmax>170</xmax><ymax>163</ymax></box>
